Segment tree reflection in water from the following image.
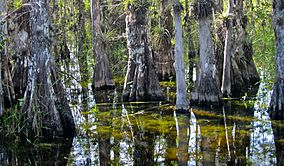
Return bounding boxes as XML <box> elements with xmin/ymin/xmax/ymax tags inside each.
<box><xmin>188</xmin><ymin>110</ymin><xmax>202</xmax><ymax>165</ymax></box>
<box><xmin>1</xmin><ymin>97</ymin><xmax>284</xmax><ymax>165</ymax></box>
<box><xmin>249</xmin><ymin>108</ymin><xmax>276</xmax><ymax>165</ymax></box>
<box><xmin>0</xmin><ymin>137</ymin><xmax>73</xmax><ymax>165</ymax></box>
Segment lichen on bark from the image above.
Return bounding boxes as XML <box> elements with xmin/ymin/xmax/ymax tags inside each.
<box><xmin>123</xmin><ymin>2</ymin><xmax>164</xmax><ymax>102</ymax></box>
<box><xmin>191</xmin><ymin>0</ymin><xmax>222</xmax><ymax>106</ymax></box>
<box><xmin>20</xmin><ymin>1</ymin><xmax>75</xmax><ymax>138</ymax></box>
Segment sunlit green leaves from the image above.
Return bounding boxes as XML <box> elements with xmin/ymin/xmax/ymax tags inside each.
<box><xmin>13</xmin><ymin>0</ymin><xmax>22</xmax><ymax>9</ymax></box>
<box><xmin>250</xmin><ymin>0</ymin><xmax>275</xmax><ymax>88</ymax></box>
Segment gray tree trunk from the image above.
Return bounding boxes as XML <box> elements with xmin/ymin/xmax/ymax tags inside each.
<box><xmin>185</xmin><ymin>0</ymin><xmax>196</xmax><ymax>89</ymax></box>
<box><xmin>123</xmin><ymin>2</ymin><xmax>164</xmax><ymax>101</ymax></box>
<box><xmin>0</xmin><ymin>0</ymin><xmax>5</xmax><ymax>116</ymax></box>
<box><xmin>221</xmin><ymin>0</ymin><xmax>233</xmax><ymax>97</ymax></box>
<box><xmin>230</xmin><ymin>0</ymin><xmax>260</xmax><ymax>97</ymax></box>
<box><xmin>91</xmin><ymin>0</ymin><xmax>115</xmax><ymax>90</ymax></box>
<box><xmin>154</xmin><ymin>0</ymin><xmax>176</xmax><ymax>81</ymax></box>
<box><xmin>191</xmin><ymin>6</ymin><xmax>222</xmax><ymax>106</ymax></box>
<box><xmin>173</xmin><ymin>1</ymin><xmax>189</xmax><ymax>110</ymax></box>
<box><xmin>21</xmin><ymin>0</ymin><xmax>75</xmax><ymax>137</ymax></box>
<box><xmin>12</xmin><ymin>1</ymin><xmax>29</xmax><ymax>102</ymax></box>
<box><xmin>269</xmin><ymin>0</ymin><xmax>284</xmax><ymax>119</ymax></box>
<box><xmin>1</xmin><ymin>0</ymin><xmax>15</xmax><ymax>108</ymax></box>
<box><xmin>214</xmin><ymin>0</ymin><xmax>223</xmax><ymax>13</ymax></box>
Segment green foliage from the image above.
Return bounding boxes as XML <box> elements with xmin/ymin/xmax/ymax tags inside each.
<box><xmin>249</xmin><ymin>0</ymin><xmax>275</xmax><ymax>89</ymax></box>
<box><xmin>170</xmin><ymin>160</ymin><xmax>179</xmax><ymax>166</ymax></box>
<box><xmin>160</xmin><ymin>81</ymin><xmax>176</xmax><ymax>88</ymax></box>
<box><xmin>84</xmin><ymin>0</ymin><xmax>91</xmax><ymax>12</ymax></box>
<box><xmin>114</xmin><ymin>76</ymin><xmax>125</xmax><ymax>86</ymax></box>
<box><xmin>0</xmin><ymin>101</ymin><xmax>22</xmax><ymax>136</ymax></box>
<box><xmin>80</xmin><ymin>80</ymin><xmax>91</xmax><ymax>88</ymax></box>
<box><xmin>13</xmin><ymin>0</ymin><xmax>22</xmax><ymax>9</ymax></box>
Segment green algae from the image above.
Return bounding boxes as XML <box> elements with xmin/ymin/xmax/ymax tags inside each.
<box><xmin>271</xmin><ymin>120</ymin><xmax>284</xmax><ymax>128</ymax></box>
<box><xmin>160</xmin><ymin>81</ymin><xmax>176</xmax><ymax>88</ymax></box>
<box><xmin>82</xmin><ymin>103</ymin><xmax>256</xmax><ymax>141</ymax></box>
<box><xmin>96</xmin><ymin>111</ymin><xmax>112</xmax><ymax>119</ymax></box>
<box><xmin>192</xmin><ymin>109</ymin><xmax>255</xmax><ymax>122</ymax></box>
<box><xmin>276</xmin><ymin>139</ymin><xmax>284</xmax><ymax>143</ymax></box>
<box><xmin>81</xmin><ymin>104</ymin><xmax>178</xmax><ymax>139</ymax></box>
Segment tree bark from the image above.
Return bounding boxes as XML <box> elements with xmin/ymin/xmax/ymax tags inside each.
<box><xmin>91</xmin><ymin>0</ymin><xmax>115</xmax><ymax>90</ymax></box>
<box><xmin>0</xmin><ymin>0</ymin><xmax>5</xmax><ymax>116</ymax></box>
<box><xmin>11</xmin><ymin>1</ymin><xmax>30</xmax><ymax>102</ymax></box>
<box><xmin>77</xmin><ymin>0</ymin><xmax>89</xmax><ymax>96</ymax></box>
<box><xmin>154</xmin><ymin>0</ymin><xmax>176</xmax><ymax>81</ymax></box>
<box><xmin>173</xmin><ymin>1</ymin><xmax>189</xmax><ymax>110</ymax></box>
<box><xmin>1</xmin><ymin>1</ymin><xmax>15</xmax><ymax>108</ymax></box>
<box><xmin>21</xmin><ymin>0</ymin><xmax>75</xmax><ymax>137</ymax></box>
<box><xmin>123</xmin><ymin>1</ymin><xmax>164</xmax><ymax>101</ymax></box>
<box><xmin>185</xmin><ymin>0</ymin><xmax>196</xmax><ymax>89</ymax></box>
<box><xmin>191</xmin><ymin>2</ymin><xmax>222</xmax><ymax>106</ymax></box>
<box><xmin>221</xmin><ymin>0</ymin><xmax>233</xmax><ymax>97</ymax></box>
<box><xmin>230</xmin><ymin>0</ymin><xmax>260</xmax><ymax>97</ymax></box>
<box><xmin>214</xmin><ymin>0</ymin><xmax>223</xmax><ymax>13</ymax></box>
<box><xmin>269</xmin><ymin>0</ymin><xmax>284</xmax><ymax>119</ymax></box>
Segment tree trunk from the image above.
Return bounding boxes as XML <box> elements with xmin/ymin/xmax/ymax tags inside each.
<box><xmin>154</xmin><ymin>0</ymin><xmax>176</xmax><ymax>81</ymax></box>
<box><xmin>230</xmin><ymin>0</ymin><xmax>260</xmax><ymax>97</ymax></box>
<box><xmin>173</xmin><ymin>1</ymin><xmax>189</xmax><ymax>110</ymax></box>
<box><xmin>191</xmin><ymin>2</ymin><xmax>222</xmax><ymax>106</ymax></box>
<box><xmin>221</xmin><ymin>0</ymin><xmax>233</xmax><ymax>97</ymax></box>
<box><xmin>0</xmin><ymin>47</ymin><xmax>2</xmax><ymax>117</ymax></box>
<box><xmin>91</xmin><ymin>0</ymin><xmax>115</xmax><ymax>90</ymax></box>
<box><xmin>11</xmin><ymin>2</ymin><xmax>30</xmax><ymax>102</ymax></box>
<box><xmin>269</xmin><ymin>0</ymin><xmax>284</xmax><ymax>119</ymax></box>
<box><xmin>1</xmin><ymin>1</ymin><xmax>15</xmax><ymax>108</ymax></box>
<box><xmin>77</xmin><ymin>0</ymin><xmax>89</xmax><ymax>95</ymax></box>
<box><xmin>21</xmin><ymin>0</ymin><xmax>75</xmax><ymax>137</ymax></box>
<box><xmin>0</xmin><ymin>0</ymin><xmax>5</xmax><ymax>116</ymax></box>
<box><xmin>213</xmin><ymin>0</ymin><xmax>225</xmax><ymax>86</ymax></box>
<box><xmin>214</xmin><ymin>0</ymin><xmax>223</xmax><ymax>13</ymax></box>
<box><xmin>185</xmin><ymin>0</ymin><xmax>196</xmax><ymax>89</ymax></box>
<box><xmin>122</xmin><ymin>2</ymin><xmax>164</xmax><ymax>102</ymax></box>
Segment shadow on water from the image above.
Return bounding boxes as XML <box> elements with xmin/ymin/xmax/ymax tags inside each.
<box><xmin>0</xmin><ymin>137</ymin><xmax>73</xmax><ymax>165</ymax></box>
<box><xmin>1</xmin><ymin>83</ymin><xmax>284</xmax><ymax>165</ymax></box>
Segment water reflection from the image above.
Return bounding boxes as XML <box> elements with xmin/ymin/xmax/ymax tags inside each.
<box><xmin>0</xmin><ymin>137</ymin><xmax>73</xmax><ymax>165</ymax></box>
<box><xmin>188</xmin><ymin>110</ymin><xmax>202</xmax><ymax>166</ymax></box>
<box><xmin>69</xmin><ymin>137</ymin><xmax>99</xmax><ymax>165</ymax></box>
<box><xmin>249</xmin><ymin>108</ymin><xmax>276</xmax><ymax>165</ymax></box>
<box><xmin>271</xmin><ymin>120</ymin><xmax>284</xmax><ymax>165</ymax></box>
<box><xmin>1</xmin><ymin>99</ymin><xmax>284</xmax><ymax>165</ymax></box>
<box><xmin>69</xmin><ymin>102</ymin><xmax>262</xmax><ymax>165</ymax></box>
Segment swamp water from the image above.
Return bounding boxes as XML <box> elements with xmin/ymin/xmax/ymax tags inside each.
<box><xmin>1</xmin><ymin>85</ymin><xmax>284</xmax><ymax>165</ymax></box>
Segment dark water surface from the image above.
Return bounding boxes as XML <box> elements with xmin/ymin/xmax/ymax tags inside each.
<box><xmin>1</xmin><ymin>87</ymin><xmax>284</xmax><ymax>165</ymax></box>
